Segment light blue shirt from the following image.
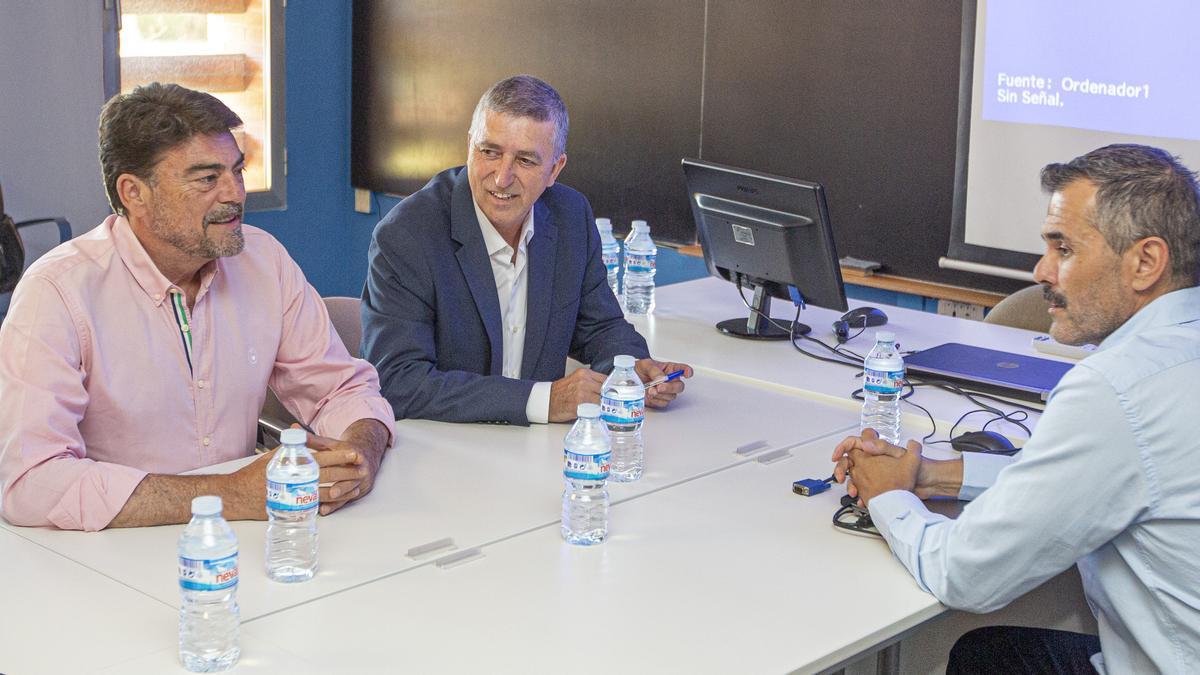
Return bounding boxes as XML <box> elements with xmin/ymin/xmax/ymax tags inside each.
<box><xmin>870</xmin><ymin>286</ymin><xmax>1200</xmax><ymax>674</ymax></box>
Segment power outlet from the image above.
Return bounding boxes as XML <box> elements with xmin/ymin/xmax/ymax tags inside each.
<box><xmin>353</xmin><ymin>188</ymin><xmax>372</xmax><ymax>214</ymax></box>
<box><xmin>936</xmin><ymin>299</ymin><xmax>986</xmax><ymax>321</ymax></box>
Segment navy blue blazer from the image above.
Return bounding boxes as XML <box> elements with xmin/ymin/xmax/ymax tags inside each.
<box><xmin>361</xmin><ymin>167</ymin><xmax>649</xmax><ymax>425</ymax></box>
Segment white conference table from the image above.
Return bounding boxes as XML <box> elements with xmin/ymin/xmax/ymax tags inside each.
<box><xmin>95</xmin><ymin>438</ymin><xmax>942</xmax><ymax>675</ymax></box>
<box><xmin>635</xmin><ymin>277</ymin><xmax>1058</xmax><ymax>439</ymax></box>
<box><xmin>1</xmin><ymin>278</ymin><xmax>1086</xmax><ymax>674</ymax></box>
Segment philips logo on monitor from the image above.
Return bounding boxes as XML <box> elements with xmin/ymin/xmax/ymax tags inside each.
<box><xmin>731</xmin><ymin>223</ymin><xmax>755</xmax><ymax>246</ymax></box>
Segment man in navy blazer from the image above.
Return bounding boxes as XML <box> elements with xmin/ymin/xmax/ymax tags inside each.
<box><xmin>362</xmin><ymin>75</ymin><xmax>691</xmax><ymax>425</ymax></box>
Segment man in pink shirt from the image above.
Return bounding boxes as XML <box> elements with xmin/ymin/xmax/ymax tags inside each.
<box><xmin>0</xmin><ymin>83</ymin><xmax>395</xmax><ymax>531</ymax></box>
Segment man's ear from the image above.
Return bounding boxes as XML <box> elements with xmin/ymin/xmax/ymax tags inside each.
<box><xmin>116</xmin><ymin>173</ymin><xmax>150</xmax><ymax>217</ymax></box>
<box><xmin>546</xmin><ymin>153</ymin><xmax>567</xmax><ymax>187</ymax></box>
<box><xmin>1127</xmin><ymin>236</ymin><xmax>1171</xmax><ymax>292</ymax></box>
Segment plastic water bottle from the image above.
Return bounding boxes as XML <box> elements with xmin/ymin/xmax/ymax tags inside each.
<box><xmin>596</xmin><ymin>217</ymin><xmax>621</xmax><ymax>300</ymax></box>
<box><xmin>601</xmin><ymin>355</ymin><xmax>646</xmax><ymax>482</ymax></box>
<box><xmin>861</xmin><ymin>331</ymin><xmax>904</xmax><ymax>445</ymax></box>
<box><xmin>178</xmin><ymin>496</ymin><xmax>240</xmax><ymax>672</ymax></box>
<box><xmin>622</xmin><ymin>219</ymin><xmax>657</xmax><ymax>315</ymax></box>
<box><xmin>265</xmin><ymin>428</ymin><xmax>320</xmax><ymax>582</ymax></box>
<box><xmin>561</xmin><ymin>403</ymin><xmax>611</xmax><ymax>545</ymax></box>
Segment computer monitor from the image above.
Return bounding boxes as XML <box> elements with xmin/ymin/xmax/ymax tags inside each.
<box><xmin>681</xmin><ymin>158</ymin><xmax>848</xmax><ymax>339</ymax></box>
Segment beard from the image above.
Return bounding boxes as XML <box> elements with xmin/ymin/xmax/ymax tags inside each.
<box><xmin>1043</xmin><ymin>281</ymin><xmax>1128</xmax><ymax>346</ymax></box>
<box><xmin>150</xmin><ymin>201</ymin><xmax>245</xmax><ymax>259</ymax></box>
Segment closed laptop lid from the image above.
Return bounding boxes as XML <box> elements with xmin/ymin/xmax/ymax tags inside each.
<box><xmin>905</xmin><ymin>343</ymin><xmax>1074</xmax><ymax>401</ymax></box>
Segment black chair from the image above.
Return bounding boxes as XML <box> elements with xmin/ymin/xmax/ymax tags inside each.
<box><xmin>0</xmin><ymin>182</ymin><xmax>73</xmax><ymax>321</ymax></box>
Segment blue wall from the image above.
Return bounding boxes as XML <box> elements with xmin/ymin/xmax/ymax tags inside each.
<box><xmin>251</xmin><ymin>3</ymin><xmax>708</xmax><ymax>298</ymax></box>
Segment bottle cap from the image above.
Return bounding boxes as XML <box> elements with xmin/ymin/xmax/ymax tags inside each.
<box><xmin>576</xmin><ymin>403</ymin><xmax>601</xmax><ymax>418</ymax></box>
<box><xmin>613</xmin><ymin>355</ymin><xmax>635</xmax><ymax>368</ymax></box>
<box><xmin>631</xmin><ymin>219</ymin><xmax>648</xmax><ymax>231</ymax></box>
<box><xmin>876</xmin><ymin>331</ymin><xmax>896</xmax><ymax>343</ymax></box>
<box><xmin>191</xmin><ymin>495</ymin><xmax>222</xmax><ymax>516</ymax></box>
<box><xmin>595</xmin><ymin>217</ymin><xmax>612</xmax><ymax>230</ymax></box>
<box><xmin>280</xmin><ymin>428</ymin><xmax>307</xmax><ymax>446</ymax></box>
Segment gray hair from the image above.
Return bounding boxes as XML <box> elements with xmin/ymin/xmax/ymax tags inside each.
<box><xmin>99</xmin><ymin>82</ymin><xmax>243</xmax><ymax>215</ymax></box>
<box><xmin>1041</xmin><ymin>144</ymin><xmax>1200</xmax><ymax>287</ymax></box>
<box><xmin>468</xmin><ymin>75</ymin><xmax>569</xmax><ymax>158</ymax></box>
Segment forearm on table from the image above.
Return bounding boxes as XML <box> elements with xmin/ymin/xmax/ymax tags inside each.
<box><xmin>915</xmin><ymin>457</ymin><xmax>965</xmax><ymax>500</ymax></box>
<box><xmin>109</xmin><ymin>471</ymin><xmax>262</xmax><ymax>528</ymax></box>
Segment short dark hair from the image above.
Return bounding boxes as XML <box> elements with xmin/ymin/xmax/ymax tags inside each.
<box><xmin>469</xmin><ymin>75</ymin><xmax>569</xmax><ymax>157</ymax></box>
<box><xmin>1041</xmin><ymin>144</ymin><xmax>1200</xmax><ymax>286</ymax></box>
<box><xmin>98</xmin><ymin>83</ymin><xmax>243</xmax><ymax>215</ymax></box>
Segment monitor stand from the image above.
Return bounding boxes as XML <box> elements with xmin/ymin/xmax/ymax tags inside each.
<box><xmin>716</xmin><ymin>283</ymin><xmax>811</xmax><ymax>340</ymax></box>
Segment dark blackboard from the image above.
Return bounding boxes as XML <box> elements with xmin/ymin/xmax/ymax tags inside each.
<box><xmin>351</xmin><ymin>0</ymin><xmax>705</xmax><ymax>243</ymax></box>
<box><xmin>352</xmin><ymin>0</ymin><xmax>1027</xmax><ymax>294</ymax></box>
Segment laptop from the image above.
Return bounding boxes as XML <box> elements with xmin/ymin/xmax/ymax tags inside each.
<box><xmin>904</xmin><ymin>343</ymin><xmax>1076</xmax><ymax>403</ymax></box>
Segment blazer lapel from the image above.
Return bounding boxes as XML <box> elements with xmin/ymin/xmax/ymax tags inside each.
<box><xmin>450</xmin><ymin>173</ymin><xmax>504</xmax><ymax>375</ymax></box>
<box><xmin>522</xmin><ymin>199</ymin><xmax>557</xmax><ymax>379</ymax></box>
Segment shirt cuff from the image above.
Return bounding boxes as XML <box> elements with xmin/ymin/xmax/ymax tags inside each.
<box><xmin>868</xmin><ymin>489</ymin><xmax>930</xmax><ymax>537</ymax></box>
<box><xmin>958</xmin><ymin>452</ymin><xmax>1017</xmax><ymax>501</ymax></box>
<box><xmin>525</xmin><ymin>381</ymin><xmax>552</xmax><ymax>424</ymax></box>
<box><xmin>313</xmin><ymin>396</ymin><xmax>397</xmax><ymax>447</ymax></box>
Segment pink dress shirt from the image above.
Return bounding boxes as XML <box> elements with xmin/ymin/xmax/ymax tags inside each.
<box><xmin>0</xmin><ymin>215</ymin><xmax>395</xmax><ymax>530</ymax></box>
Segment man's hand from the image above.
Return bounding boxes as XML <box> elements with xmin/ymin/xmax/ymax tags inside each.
<box><xmin>549</xmin><ymin>368</ymin><xmax>607</xmax><ymax>422</ymax></box>
<box><xmin>830</xmin><ymin>427</ymin><xmax>912</xmax><ymax>497</ymax></box>
<box><xmin>830</xmin><ymin>428</ymin><xmax>921</xmax><ymax>506</ymax></box>
<box><xmin>831</xmin><ymin>428</ymin><xmax>965</xmax><ymax>502</ymax></box>
<box><xmin>634</xmin><ymin>359</ymin><xmax>694</xmax><ymax>409</ymax></box>
<box><xmin>297</xmin><ymin>419</ymin><xmax>389</xmax><ymax>515</ymax></box>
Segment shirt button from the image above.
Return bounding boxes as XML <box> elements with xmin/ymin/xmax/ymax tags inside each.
<box><xmin>202</xmin><ymin>437</ymin><xmax>211</xmax><ymax>446</ymax></box>
<box><xmin>197</xmin><ymin>380</ymin><xmax>206</xmax><ymax>389</ymax></box>
<box><xmin>153</xmin><ymin>294</ymin><xmax>163</xmax><ymax>302</ymax></box>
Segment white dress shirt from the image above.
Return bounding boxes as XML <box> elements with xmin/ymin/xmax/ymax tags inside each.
<box><xmin>474</xmin><ymin>201</ymin><xmax>552</xmax><ymax>423</ymax></box>
<box><xmin>870</xmin><ymin>286</ymin><xmax>1200</xmax><ymax>674</ymax></box>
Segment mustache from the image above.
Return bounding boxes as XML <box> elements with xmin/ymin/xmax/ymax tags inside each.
<box><xmin>204</xmin><ymin>205</ymin><xmax>243</xmax><ymax>225</ymax></box>
<box><xmin>1043</xmin><ymin>285</ymin><xmax>1067</xmax><ymax>307</ymax></box>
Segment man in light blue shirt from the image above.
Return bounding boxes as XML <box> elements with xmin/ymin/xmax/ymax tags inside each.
<box><xmin>833</xmin><ymin>144</ymin><xmax>1200</xmax><ymax>674</ymax></box>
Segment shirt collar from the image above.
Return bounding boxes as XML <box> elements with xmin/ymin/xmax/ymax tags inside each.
<box><xmin>1097</xmin><ymin>285</ymin><xmax>1200</xmax><ymax>351</ymax></box>
<box><xmin>109</xmin><ymin>214</ymin><xmax>220</xmax><ymax>306</ymax></box>
<box><xmin>473</xmin><ymin>199</ymin><xmax>535</xmax><ymax>259</ymax></box>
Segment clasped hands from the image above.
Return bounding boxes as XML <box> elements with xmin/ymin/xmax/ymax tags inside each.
<box><xmin>830</xmin><ymin>428</ymin><xmax>923</xmax><ymax>506</ymax></box>
<box><xmin>548</xmin><ymin>358</ymin><xmax>694</xmax><ymax>423</ymax></box>
<box><xmin>246</xmin><ymin>421</ymin><xmax>387</xmax><ymax>516</ymax></box>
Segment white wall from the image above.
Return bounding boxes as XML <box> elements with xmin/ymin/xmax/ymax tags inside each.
<box><xmin>1</xmin><ymin>1</ymin><xmax>115</xmax><ymax>238</ymax></box>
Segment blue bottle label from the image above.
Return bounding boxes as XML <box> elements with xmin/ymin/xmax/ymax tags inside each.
<box><xmin>179</xmin><ymin>552</ymin><xmax>239</xmax><ymax>591</ymax></box>
<box><xmin>564</xmin><ymin>449</ymin><xmax>612</xmax><ymax>480</ymax></box>
<box><xmin>602</xmin><ymin>251</ymin><xmax>619</xmax><ymax>271</ymax></box>
<box><xmin>864</xmin><ymin>368</ymin><xmax>904</xmax><ymax>394</ymax></box>
<box><xmin>601</xmin><ymin>395</ymin><xmax>645</xmax><ymax>426</ymax></box>
<box><xmin>267</xmin><ymin>479</ymin><xmax>319</xmax><ymax>511</ymax></box>
<box><xmin>625</xmin><ymin>252</ymin><xmax>656</xmax><ymax>273</ymax></box>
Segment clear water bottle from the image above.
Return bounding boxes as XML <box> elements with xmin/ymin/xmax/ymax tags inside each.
<box><xmin>561</xmin><ymin>403</ymin><xmax>611</xmax><ymax>545</ymax></box>
<box><xmin>265</xmin><ymin>428</ymin><xmax>320</xmax><ymax>582</ymax></box>
<box><xmin>861</xmin><ymin>331</ymin><xmax>904</xmax><ymax>445</ymax></box>
<box><xmin>596</xmin><ymin>217</ymin><xmax>621</xmax><ymax>300</ymax></box>
<box><xmin>622</xmin><ymin>219</ymin><xmax>657</xmax><ymax>315</ymax></box>
<box><xmin>178</xmin><ymin>496</ymin><xmax>240</xmax><ymax>672</ymax></box>
<box><xmin>601</xmin><ymin>354</ymin><xmax>646</xmax><ymax>482</ymax></box>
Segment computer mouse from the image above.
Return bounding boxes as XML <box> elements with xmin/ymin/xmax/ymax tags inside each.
<box><xmin>840</xmin><ymin>306</ymin><xmax>888</xmax><ymax>328</ymax></box>
<box><xmin>950</xmin><ymin>430</ymin><xmax>1017</xmax><ymax>455</ymax></box>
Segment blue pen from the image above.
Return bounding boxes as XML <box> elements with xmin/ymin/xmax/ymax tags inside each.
<box><xmin>644</xmin><ymin>369</ymin><xmax>686</xmax><ymax>389</ymax></box>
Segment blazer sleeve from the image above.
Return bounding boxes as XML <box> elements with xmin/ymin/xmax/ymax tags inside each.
<box><xmin>361</xmin><ymin>220</ymin><xmax>536</xmax><ymax>425</ymax></box>
<box><xmin>567</xmin><ymin>199</ymin><xmax>650</xmax><ymax>372</ymax></box>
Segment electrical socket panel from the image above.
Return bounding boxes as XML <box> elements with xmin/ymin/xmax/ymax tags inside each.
<box><xmin>936</xmin><ymin>299</ymin><xmax>986</xmax><ymax>321</ymax></box>
<box><xmin>353</xmin><ymin>188</ymin><xmax>371</xmax><ymax>214</ymax></box>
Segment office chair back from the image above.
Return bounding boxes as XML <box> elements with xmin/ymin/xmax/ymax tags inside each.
<box><xmin>259</xmin><ymin>296</ymin><xmax>365</xmax><ymax>434</ymax></box>
<box><xmin>983</xmin><ymin>284</ymin><xmax>1052</xmax><ymax>333</ymax></box>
